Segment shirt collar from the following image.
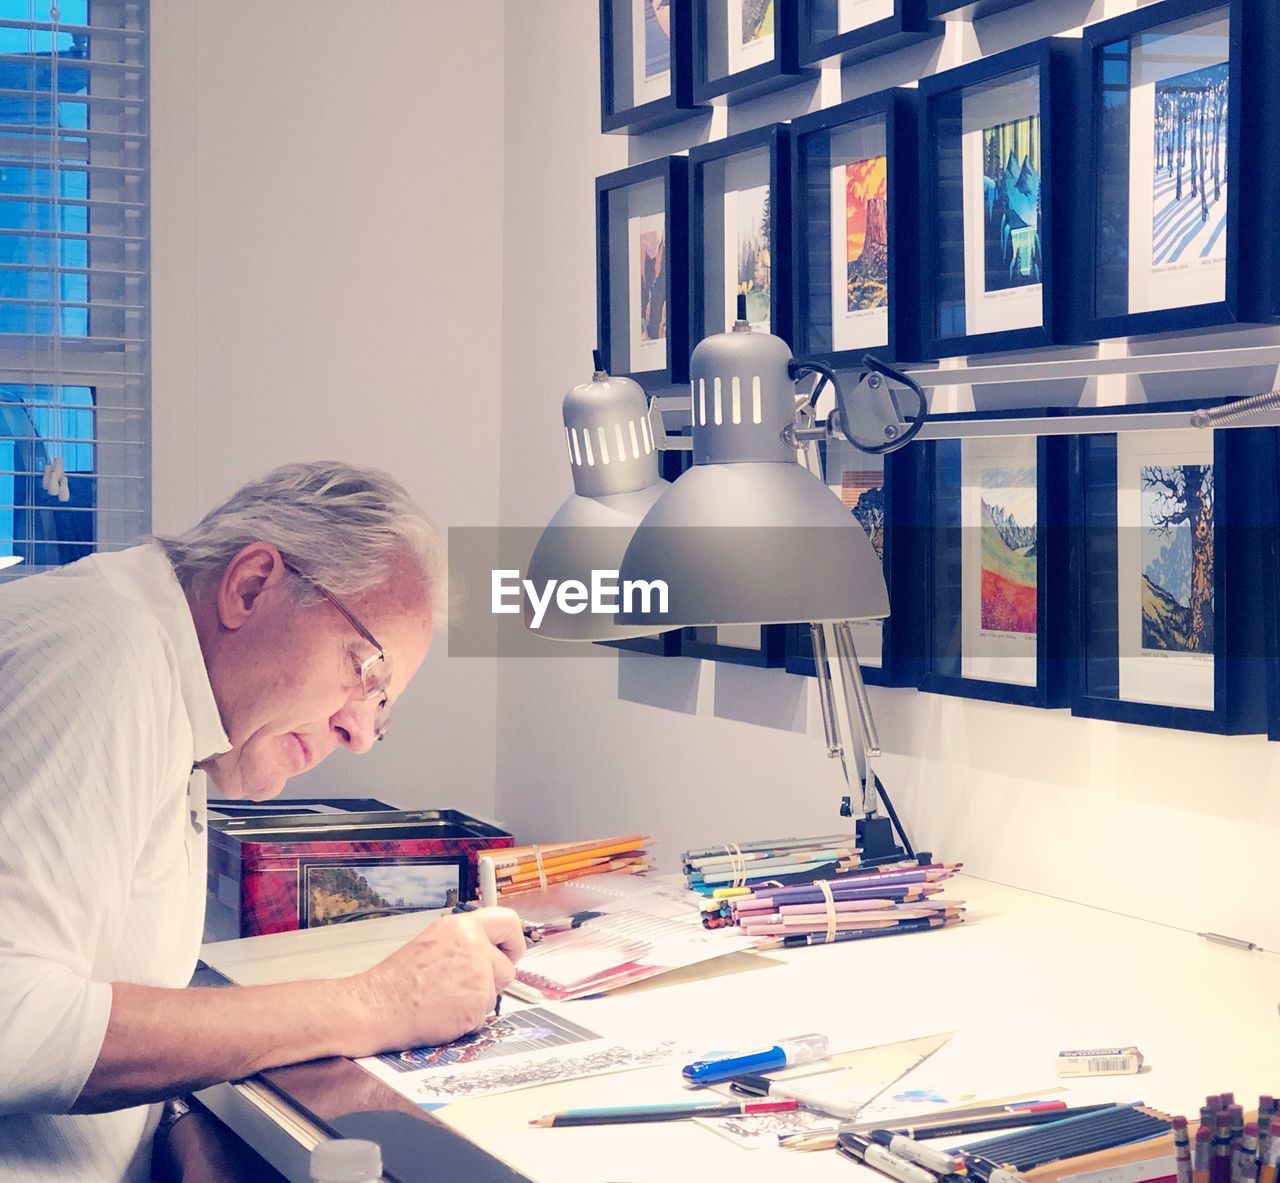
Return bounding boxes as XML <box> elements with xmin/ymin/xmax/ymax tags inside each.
<box><xmin>92</xmin><ymin>543</ymin><xmax>232</xmax><ymax>763</ymax></box>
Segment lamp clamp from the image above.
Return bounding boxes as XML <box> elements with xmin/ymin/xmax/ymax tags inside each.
<box><xmin>787</xmin><ymin>354</ymin><xmax>928</xmax><ymax>457</ymax></box>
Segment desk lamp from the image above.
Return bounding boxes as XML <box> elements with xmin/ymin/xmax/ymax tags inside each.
<box><xmin>616</xmin><ymin>296</ymin><xmax>927</xmax><ymax>857</ymax></box>
<box><xmin>523</xmin><ymin>350</ymin><xmax>671</xmax><ymax>641</ymax></box>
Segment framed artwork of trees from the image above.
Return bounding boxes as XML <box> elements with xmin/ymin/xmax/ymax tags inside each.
<box><xmin>1078</xmin><ymin>0</ymin><xmax>1262</xmax><ymax>340</ymax></box>
<box><xmin>1068</xmin><ymin>422</ymin><xmax>1269</xmax><ymax>734</ymax></box>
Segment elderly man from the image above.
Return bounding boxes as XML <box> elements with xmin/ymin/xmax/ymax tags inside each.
<box><xmin>0</xmin><ymin>461</ymin><xmax>524</xmax><ymax>1182</ymax></box>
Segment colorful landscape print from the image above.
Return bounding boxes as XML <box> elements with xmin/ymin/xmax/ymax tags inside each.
<box><xmin>741</xmin><ymin>0</ymin><xmax>774</xmax><ymax>46</ymax></box>
<box><xmin>845</xmin><ymin>155</ymin><xmax>888</xmax><ymax>313</ymax></box>
<box><xmin>379</xmin><ymin>1007</ymin><xmax>599</xmax><ymax>1074</ymax></box>
<box><xmin>736</xmin><ymin>184</ymin><xmax>771</xmax><ymax>324</ymax></box>
<box><xmin>841</xmin><ymin>467</ymin><xmax>885</xmax><ymax>561</ymax></box>
<box><xmin>1140</xmin><ymin>464</ymin><xmax>1214</xmax><ymax>653</ymax></box>
<box><xmin>643</xmin><ymin>0</ymin><xmax>670</xmax><ymax>79</ymax></box>
<box><xmin>1152</xmin><ymin>62</ymin><xmax>1228</xmax><ymax>267</ymax></box>
<box><xmin>638</xmin><ymin>226</ymin><xmax>666</xmax><ymax>344</ymax></box>
<box><xmin>982</xmin><ymin>115</ymin><xmax>1041</xmax><ymax>292</ymax></box>
<box><xmin>980</xmin><ymin>467</ymin><xmax>1036</xmax><ymax>634</ymax></box>
<box><xmin>304</xmin><ymin>861</ymin><xmax>459</xmax><ymax>927</ymax></box>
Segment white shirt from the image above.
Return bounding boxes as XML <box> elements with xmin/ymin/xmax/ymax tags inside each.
<box><xmin>0</xmin><ymin>544</ymin><xmax>230</xmax><ymax>1182</ymax></box>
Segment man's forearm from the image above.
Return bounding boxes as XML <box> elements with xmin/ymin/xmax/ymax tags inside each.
<box><xmin>73</xmin><ymin>977</ymin><xmax>373</xmax><ymax>1113</ymax></box>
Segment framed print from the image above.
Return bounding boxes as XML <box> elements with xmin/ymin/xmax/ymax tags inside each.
<box><xmin>791</xmin><ymin>88</ymin><xmax>918</xmax><ymax>367</ymax></box>
<box><xmin>690</xmin><ymin>124</ymin><xmax>792</xmax><ymax>352</ymax></box>
<box><xmin>799</xmin><ymin>0</ymin><xmax>940</xmax><ymax>69</ymax></box>
<box><xmin>1069</xmin><ymin>425</ymin><xmax>1269</xmax><ymax>734</ymax></box>
<box><xmin>601</xmin><ymin>0</ymin><xmax>706</xmax><ymax>133</ymax></box>
<box><xmin>681</xmin><ymin>623</ymin><xmax>787</xmax><ymax>666</ymax></box>
<box><xmin>926</xmin><ymin>0</ymin><xmax>1037</xmax><ymax>18</ymax></box>
<box><xmin>917</xmin><ymin>39</ymin><xmax>1080</xmax><ymax>359</ymax></box>
<box><xmin>919</xmin><ymin>430</ymin><xmax>1068</xmax><ymax>707</ymax></box>
<box><xmin>1081</xmin><ymin>0</ymin><xmax>1265</xmax><ymax>339</ymax></box>
<box><xmin>785</xmin><ymin>440</ymin><xmax>920</xmax><ymax>687</ymax></box>
<box><xmin>597</xmin><ymin>156</ymin><xmax>690</xmax><ymax>390</ymax></box>
<box><xmin>694</xmin><ymin>0</ymin><xmax>816</xmax><ymax>105</ymax></box>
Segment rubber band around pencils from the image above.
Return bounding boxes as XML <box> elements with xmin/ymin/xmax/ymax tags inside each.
<box><xmin>817</xmin><ymin>878</ymin><xmax>837</xmax><ymax>941</ymax></box>
<box><xmin>727</xmin><ymin>843</ymin><xmax>746</xmax><ymax>890</ymax></box>
<box><xmin>534</xmin><ymin>846</ymin><xmax>547</xmax><ymax>891</ymax></box>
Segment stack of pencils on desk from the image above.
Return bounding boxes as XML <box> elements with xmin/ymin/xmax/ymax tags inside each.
<box><xmin>474</xmin><ymin>833</ymin><xmax>652</xmax><ymax>898</ymax></box>
<box><xmin>682</xmin><ymin>833</ymin><xmax>863</xmax><ymax>894</ymax></box>
<box><xmin>699</xmin><ymin>856</ymin><xmax>964</xmax><ymax>948</ymax></box>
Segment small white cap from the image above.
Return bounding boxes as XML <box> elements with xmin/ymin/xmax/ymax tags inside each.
<box><xmin>309</xmin><ymin>1138</ymin><xmax>383</xmax><ymax>1182</ymax></box>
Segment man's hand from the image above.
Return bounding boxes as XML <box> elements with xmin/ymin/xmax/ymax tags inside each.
<box><xmin>349</xmin><ymin>907</ymin><xmax>526</xmax><ymax>1053</ymax></box>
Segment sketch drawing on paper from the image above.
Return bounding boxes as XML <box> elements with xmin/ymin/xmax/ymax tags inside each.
<box><xmin>1140</xmin><ymin>464</ymin><xmax>1214</xmax><ymax>654</ymax></box>
<box><xmin>643</xmin><ymin>0</ymin><xmax>671</xmax><ymax>79</ymax></box>
<box><xmin>735</xmin><ymin>185</ymin><xmax>771</xmax><ymax>324</ymax></box>
<box><xmin>840</xmin><ymin>467</ymin><xmax>886</xmax><ymax>561</ymax></box>
<box><xmin>409</xmin><ymin>1040</ymin><xmax>682</xmax><ymax>1101</ymax></box>
<box><xmin>844</xmin><ymin>156</ymin><xmax>889</xmax><ymax>313</ymax></box>
<box><xmin>740</xmin><ymin>0</ymin><xmax>774</xmax><ymax>48</ymax></box>
<box><xmin>638</xmin><ymin>224</ymin><xmax>667</xmax><ymax>344</ymax></box>
<box><xmin>979</xmin><ymin>467</ymin><xmax>1037</xmax><ymax>634</ymax></box>
<box><xmin>378</xmin><ymin>1007</ymin><xmax>601</xmax><ymax>1074</ymax></box>
<box><xmin>1152</xmin><ymin>62</ymin><xmax>1228</xmax><ymax>267</ymax></box>
<box><xmin>982</xmin><ymin>116</ymin><xmax>1041</xmax><ymax>292</ymax></box>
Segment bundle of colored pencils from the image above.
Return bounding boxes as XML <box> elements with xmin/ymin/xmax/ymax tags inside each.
<box><xmin>1174</xmin><ymin>1094</ymin><xmax>1280</xmax><ymax>1183</ymax></box>
<box><xmin>699</xmin><ymin>858</ymin><xmax>964</xmax><ymax>949</ymax></box>
<box><xmin>474</xmin><ymin>833</ymin><xmax>652</xmax><ymax>898</ymax></box>
<box><xmin>682</xmin><ymin>832</ymin><xmax>864</xmax><ymax>894</ymax></box>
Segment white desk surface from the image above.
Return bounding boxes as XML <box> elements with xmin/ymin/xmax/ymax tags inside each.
<box><xmin>202</xmin><ymin>875</ymin><xmax>1280</xmax><ymax>1183</ymax></box>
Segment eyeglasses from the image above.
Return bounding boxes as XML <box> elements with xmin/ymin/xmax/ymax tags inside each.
<box><xmin>283</xmin><ymin>561</ymin><xmax>392</xmax><ymax>741</ymax></box>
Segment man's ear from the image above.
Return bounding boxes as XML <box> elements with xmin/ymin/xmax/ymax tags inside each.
<box><xmin>216</xmin><ymin>542</ymin><xmax>288</xmax><ymax>631</ymax></box>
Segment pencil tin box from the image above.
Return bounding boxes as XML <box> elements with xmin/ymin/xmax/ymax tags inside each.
<box><xmin>205</xmin><ymin>806</ymin><xmax>513</xmax><ymax>940</ymax></box>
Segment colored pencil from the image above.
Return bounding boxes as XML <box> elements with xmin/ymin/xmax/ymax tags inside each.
<box><xmin>530</xmin><ymin>1098</ymin><xmax>800</xmax><ymax>1127</ymax></box>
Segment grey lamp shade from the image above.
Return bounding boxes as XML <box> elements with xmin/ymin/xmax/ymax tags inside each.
<box><xmin>615</xmin><ymin>460</ymin><xmax>888</xmax><ymax>627</ymax></box>
<box><xmin>526</xmin><ymin>364</ymin><xmax>672</xmax><ymax>641</ymax></box>
<box><xmin>525</xmin><ymin>482</ymin><xmax>670</xmax><ymax>640</ymax></box>
<box><xmin>615</xmin><ymin>320</ymin><xmax>889</xmax><ymax>629</ymax></box>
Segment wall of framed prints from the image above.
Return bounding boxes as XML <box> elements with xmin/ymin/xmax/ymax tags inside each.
<box><xmin>497</xmin><ymin>0</ymin><xmax>1280</xmax><ymax>955</ymax></box>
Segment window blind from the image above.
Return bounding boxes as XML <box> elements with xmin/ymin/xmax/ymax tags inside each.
<box><xmin>0</xmin><ymin>0</ymin><xmax>148</xmax><ymax>577</ymax></box>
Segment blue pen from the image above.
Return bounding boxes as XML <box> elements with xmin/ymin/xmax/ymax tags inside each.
<box><xmin>681</xmin><ymin>1033</ymin><xmax>829</xmax><ymax>1085</ymax></box>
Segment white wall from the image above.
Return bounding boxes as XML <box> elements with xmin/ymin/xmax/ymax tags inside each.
<box><xmin>497</xmin><ymin>0</ymin><xmax>1280</xmax><ymax>950</ymax></box>
<box><xmin>150</xmin><ymin>1</ymin><xmax>506</xmax><ymax>818</ymax></box>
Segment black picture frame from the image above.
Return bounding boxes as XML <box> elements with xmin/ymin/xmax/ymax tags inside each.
<box><xmin>916</xmin><ymin>38</ymin><xmax>1081</xmax><ymax>359</ymax></box>
<box><xmin>784</xmin><ymin>441</ymin><xmax>922</xmax><ymax>688</ymax></box>
<box><xmin>600</xmin><ymin>0</ymin><xmax>706</xmax><ymax>133</ymax></box>
<box><xmin>917</xmin><ymin>428</ymin><xmax>1070</xmax><ymax>708</ymax></box>
<box><xmin>693</xmin><ymin>0</ymin><xmax>816</xmax><ymax>105</ymax></box>
<box><xmin>596</xmin><ymin>156</ymin><xmax>690</xmax><ymax>392</ymax></box>
<box><xmin>1079</xmin><ymin>0</ymin><xmax>1256</xmax><ymax>340</ymax></box>
<box><xmin>790</xmin><ymin>87</ymin><xmax>919</xmax><ymax>368</ymax></box>
<box><xmin>1067</xmin><ymin>425</ymin><xmax>1269</xmax><ymax>735</ymax></box>
<box><xmin>798</xmin><ymin>0</ymin><xmax>941</xmax><ymax>68</ymax></box>
<box><xmin>1239</xmin><ymin>0</ymin><xmax>1280</xmax><ymax>324</ymax></box>
<box><xmin>689</xmin><ymin>123</ymin><xmax>793</xmax><ymax>355</ymax></box>
<box><xmin>927</xmin><ymin>0</ymin><xmax>1038</xmax><ymax>19</ymax></box>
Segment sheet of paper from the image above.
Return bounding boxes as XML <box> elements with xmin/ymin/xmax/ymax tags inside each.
<box><xmin>356</xmin><ymin>1003</ymin><xmax>690</xmax><ymax>1105</ymax></box>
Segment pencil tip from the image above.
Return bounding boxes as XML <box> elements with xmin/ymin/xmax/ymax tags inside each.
<box><xmin>529</xmin><ymin>1116</ymin><xmax>552</xmax><ymax>1127</ymax></box>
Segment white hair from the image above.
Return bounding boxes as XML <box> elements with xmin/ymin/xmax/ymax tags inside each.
<box><xmin>155</xmin><ymin>461</ymin><xmax>445</xmax><ymax>621</ymax></box>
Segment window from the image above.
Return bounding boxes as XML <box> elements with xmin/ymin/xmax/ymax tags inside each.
<box><xmin>0</xmin><ymin>0</ymin><xmax>147</xmax><ymax>574</ymax></box>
